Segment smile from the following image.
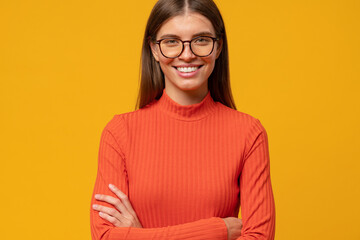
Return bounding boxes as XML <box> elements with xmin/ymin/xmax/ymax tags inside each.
<box><xmin>174</xmin><ymin>65</ymin><xmax>203</xmax><ymax>73</ymax></box>
<box><xmin>177</xmin><ymin>67</ymin><xmax>199</xmax><ymax>73</ymax></box>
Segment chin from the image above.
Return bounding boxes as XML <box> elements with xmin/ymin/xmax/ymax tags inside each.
<box><xmin>176</xmin><ymin>81</ymin><xmax>202</xmax><ymax>90</ymax></box>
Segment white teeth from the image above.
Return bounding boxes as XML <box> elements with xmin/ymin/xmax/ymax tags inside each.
<box><xmin>176</xmin><ymin>67</ymin><xmax>199</xmax><ymax>73</ymax></box>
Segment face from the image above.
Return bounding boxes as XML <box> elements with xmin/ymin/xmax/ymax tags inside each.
<box><xmin>150</xmin><ymin>12</ymin><xmax>222</xmax><ymax>96</ymax></box>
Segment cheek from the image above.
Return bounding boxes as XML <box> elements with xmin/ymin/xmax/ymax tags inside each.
<box><xmin>159</xmin><ymin>54</ymin><xmax>173</xmax><ymax>64</ymax></box>
<box><xmin>202</xmin><ymin>53</ymin><xmax>217</xmax><ymax>64</ymax></box>
<box><xmin>202</xmin><ymin>56</ymin><xmax>217</xmax><ymax>69</ymax></box>
<box><xmin>201</xmin><ymin>56</ymin><xmax>217</xmax><ymax>78</ymax></box>
<box><xmin>158</xmin><ymin>57</ymin><xmax>174</xmax><ymax>70</ymax></box>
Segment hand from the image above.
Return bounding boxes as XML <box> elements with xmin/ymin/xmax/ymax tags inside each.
<box><xmin>92</xmin><ymin>184</ymin><xmax>143</xmax><ymax>228</ymax></box>
<box><xmin>222</xmin><ymin>217</ymin><xmax>243</xmax><ymax>240</ymax></box>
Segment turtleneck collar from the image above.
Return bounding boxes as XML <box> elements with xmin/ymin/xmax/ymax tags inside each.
<box><xmin>156</xmin><ymin>88</ymin><xmax>217</xmax><ymax>121</ymax></box>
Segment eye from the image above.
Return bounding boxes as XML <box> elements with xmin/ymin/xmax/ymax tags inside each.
<box><xmin>193</xmin><ymin>37</ymin><xmax>212</xmax><ymax>45</ymax></box>
<box><xmin>162</xmin><ymin>39</ymin><xmax>180</xmax><ymax>46</ymax></box>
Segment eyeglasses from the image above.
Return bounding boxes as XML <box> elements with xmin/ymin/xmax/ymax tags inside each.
<box><xmin>155</xmin><ymin>36</ymin><xmax>219</xmax><ymax>58</ymax></box>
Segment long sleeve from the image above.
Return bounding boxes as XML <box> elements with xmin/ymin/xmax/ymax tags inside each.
<box><xmin>237</xmin><ymin>119</ymin><xmax>275</xmax><ymax>240</ymax></box>
<box><xmin>90</xmin><ymin>115</ymin><xmax>228</xmax><ymax>240</ymax></box>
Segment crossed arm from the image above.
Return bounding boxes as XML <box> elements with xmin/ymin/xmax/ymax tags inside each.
<box><xmin>90</xmin><ymin>125</ymin><xmax>230</xmax><ymax>240</ymax></box>
<box><xmin>90</xmin><ymin>117</ymin><xmax>275</xmax><ymax>239</ymax></box>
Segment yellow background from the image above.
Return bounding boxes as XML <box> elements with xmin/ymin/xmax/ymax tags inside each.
<box><xmin>1</xmin><ymin>0</ymin><xmax>359</xmax><ymax>239</ymax></box>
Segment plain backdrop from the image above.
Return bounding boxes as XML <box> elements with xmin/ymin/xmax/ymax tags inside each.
<box><xmin>0</xmin><ymin>0</ymin><xmax>359</xmax><ymax>239</ymax></box>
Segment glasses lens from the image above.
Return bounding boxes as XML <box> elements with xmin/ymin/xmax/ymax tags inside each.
<box><xmin>160</xmin><ymin>39</ymin><xmax>182</xmax><ymax>58</ymax></box>
<box><xmin>191</xmin><ymin>37</ymin><xmax>214</xmax><ymax>57</ymax></box>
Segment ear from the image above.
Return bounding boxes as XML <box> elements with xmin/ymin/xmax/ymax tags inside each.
<box><xmin>150</xmin><ymin>41</ymin><xmax>160</xmax><ymax>62</ymax></box>
<box><xmin>215</xmin><ymin>38</ymin><xmax>223</xmax><ymax>59</ymax></box>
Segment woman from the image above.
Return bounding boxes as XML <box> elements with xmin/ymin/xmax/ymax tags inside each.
<box><xmin>90</xmin><ymin>0</ymin><xmax>275</xmax><ymax>239</ymax></box>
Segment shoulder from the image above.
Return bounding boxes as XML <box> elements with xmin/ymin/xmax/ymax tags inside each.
<box><xmin>104</xmin><ymin>100</ymin><xmax>157</xmax><ymax>131</ymax></box>
<box><xmin>215</xmin><ymin>102</ymin><xmax>265</xmax><ymax>131</ymax></box>
<box><xmin>100</xmin><ymin>109</ymin><xmax>142</xmax><ymax>152</ymax></box>
<box><xmin>214</xmin><ymin>103</ymin><xmax>268</xmax><ymax>157</ymax></box>
<box><xmin>101</xmin><ymin>103</ymin><xmax>158</xmax><ymax>150</ymax></box>
<box><xmin>216</xmin><ymin>103</ymin><xmax>269</xmax><ymax>152</ymax></box>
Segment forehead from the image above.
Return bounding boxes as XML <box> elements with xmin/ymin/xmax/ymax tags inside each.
<box><xmin>156</xmin><ymin>12</ymin><xmax>215</xmax><ymax>38</ymax></box>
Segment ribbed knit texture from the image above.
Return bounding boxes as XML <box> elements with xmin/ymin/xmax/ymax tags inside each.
<box><xmin>90</xmin><ymin>89</ymin><xmax>275</xmax><ymax>240</ymax></box>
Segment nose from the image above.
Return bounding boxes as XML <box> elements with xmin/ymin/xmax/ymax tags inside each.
<box><xmin>178</xmin><ymin>42</ymin><xmax>196</xmax><ymax>61</ymax></box>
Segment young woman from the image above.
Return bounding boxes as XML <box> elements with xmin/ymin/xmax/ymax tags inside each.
<box><xmin>90</xmin><ymin>0</ymin><xmax>275</xmax><ymax>239</ymax></box>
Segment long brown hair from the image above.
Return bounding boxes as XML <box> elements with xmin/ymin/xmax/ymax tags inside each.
<box><xmin>135</xmin><ymin>0</ymin><xmax>237</xmax><ymax>110</ymax></box>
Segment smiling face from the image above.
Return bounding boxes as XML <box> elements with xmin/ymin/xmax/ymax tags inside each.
<box><xmin>150</xmin><ymin>12</ymin><xmax>222</xmax><ymax>98</ymax></box>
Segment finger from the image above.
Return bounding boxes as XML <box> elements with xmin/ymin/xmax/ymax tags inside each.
<box><xmin>98</xmin><ymin>211</ymin><xmax>122</xmax><ymax>227</ymax></box>
<box><xmin>93</xmin><ymin>204</ymin><xmax>128</xmax><ymax>224</ymax></box>
<box><xmin>92</xmin><ymin>204</ymin><xmax>126</xmax><ymax>223</ymax></box>
<box><xmin>94</xmin><ymin>194</ymin><xmax>122</xmax><ymax>208</ymax></box>
<box><xmin>109</xmin><ymin>184</ymin><xmax>137</xmax><ymax>217</ymax></box>
<box><xmin>94</xmin><ymin>194</ymin><xmax>128</xmax><ymax>217</ymax></box>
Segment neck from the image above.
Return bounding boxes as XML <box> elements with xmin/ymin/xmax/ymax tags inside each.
<box><xmin>164</xmin><ymin>86</ymin><xmax>209</xmax><ymax>106</ymax></box>
<box><xmin>155</xmin><ymin>87</ymin><xmax>217</xmax><ymax>121</ymax></box>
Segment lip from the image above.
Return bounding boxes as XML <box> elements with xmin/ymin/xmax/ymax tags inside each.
<box><xmin>173</xmin><ymin>65</ymin><xmax>203</xmax><ymax>78</ymax></box>
<box><xmin>173</xmin><ymin>64</ymin><xmax>203</xmax><ymax>68</ymax></box>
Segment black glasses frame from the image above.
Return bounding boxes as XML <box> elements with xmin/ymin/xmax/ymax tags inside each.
<box><xmin>155</xmin><ymin>36</ymin><xmax>219</xmax><ymax>58</ymax></box>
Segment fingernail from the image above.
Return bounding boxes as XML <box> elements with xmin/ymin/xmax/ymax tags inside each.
<box><xmin>109</xmin><ymin>184</ymin><xmax>115</xmax><ymax>189</ymax></box>
<box><xmin>95</xmin><ymin>194</ymin><xmax>100</xmax><ymax>199</ymax></box>
<box><xmin>93</xmin><ymin>204</ymin><xmax>98</xmax><ymax>209</ymax></box>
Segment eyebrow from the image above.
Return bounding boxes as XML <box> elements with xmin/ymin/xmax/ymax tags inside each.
<box><xmin>159</xmin><ymin>31</ymin><xmax>215</xmax><ymax>39</ymax></box>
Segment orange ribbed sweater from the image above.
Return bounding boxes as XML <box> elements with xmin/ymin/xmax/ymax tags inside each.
<box><xmin>90</xmin><ymin>89</ymin><xmax>275</xmax><ymax>240</ymax></box>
